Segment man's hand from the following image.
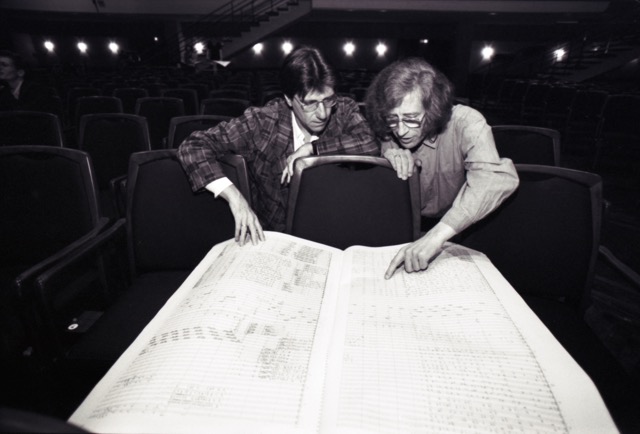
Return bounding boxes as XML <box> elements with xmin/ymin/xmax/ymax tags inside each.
<box><xmin>281</xmin><ymin>143</ymin><xmax>314</xmax><ymax>185</ymax></box>
<box><xmin>219</xmin><ymin>184</ymin><xmax>265</xmax><ymax>246</ymax></box>
<box><xmin>382</xmin><ymin>143</ymin><xmax>421</xmax><ymax>180</ymax></box>
<box><xmin>384</xmin><ymin>223</ymin><xmax>456</xmax><ymax>279</ymax></box>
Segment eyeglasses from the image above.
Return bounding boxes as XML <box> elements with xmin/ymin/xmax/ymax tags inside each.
<box><xmin>296</xmin><ymin>95</ymin><xmax>338</xmax><ymax>112</ymax></box>
<box><xmin>385</xmin><ymin>114</ymin><xmax>425</xmax><ymax>130</ymax></box>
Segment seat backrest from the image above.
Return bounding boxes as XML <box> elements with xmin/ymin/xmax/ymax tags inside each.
<box><xmin>459</xmin><ymin>164</ymin><xmax>602</xmax><ymax>308</ymax></box>
<box><xmin>209</xmin><ymin>89</ymin><xmax>250</xmax><ymax>99</ymax></box>
<box><xmin>349</xmin><ymin>87</ymin><xmax>368</xmax><ymax>102</ymax></box>
<box><xmin>0</xmin><ymin>146</ymin><xmax>101</xmax><ymax>267</ymax></box>
<box><xmin>504</xmin><ymin>80</ymin><xmax>529</xmax><ymax>105</ymax></box>
<box><xmin>161</xmin><ymin>88</ymin><xmax>199</xmax><ymax>115</ymax></box>
<box><xmin>568</xmin><ymin>90</ymin><xmax>608</xmax><ymax>121</ymax></box>
<box><xmin>113</xmin><ymin>87</ymin><xmax>149</xmax><ymax>114</ymax></box>
<box><xmin>167</xmin><ymin>114</ymin><xmax>232</xmax><ymax>149</ymax></box>
<box><xmin>77</xmin><ymin>114</ymin><xmax>151</xmax><ymax>190</ymax></box>
<box><xmin>286</xmin><ymin>155</ymin><xmax>421</xmax><ymax>250</ymax></box>
<box><xmin>143</xmin><ymin>83</ymin><xmax>168</xmax><ymax>97</ymax></box>
<box><xmin>180</xmin><ymin>83</ymin><xmax>210</xmax><ymax>102</ymax></box>
<box><xmin>125</xmin><ymin>150</ymin><xmax>250</xmax><ymax>272</ymax></box>
<box><xmin>492</xmin><ymin>125</ymin><xmax>561</xmax><ymax>166</ymax></box>
<box><xmin>260</xmin><ymin>89</ymin><xmax>282</xmax><ymax>105</ymax></box>
<box><xmin>74</xmin><ymin>96</ymin><xmax>123</xmax><ymax>127</ymax></box>
<box><xmin>0</xmin><ymin>111</ymin><xmax>64</xmax><ymax>147</ymax></box>
<box><xmin>522</xmin><ymin>83</ymin><xmax>551</xmax><ymax>108</ymax></box>
<box><xmin>598</xmin><ymin>94</ymin><xmax>640</xmax><ymax>136</ymax></box>
<box><xmin>544</xmin><ymin>85</ymin><xmax>577</xmax><ymax>115</ymax></box>
<box><xmin>200</xmin><ymin>97</ymin><xmax>250</xmax><ymax>117</ymax></box>
<box><xmin>135</xmin><ymin>97</ymin><xmax>185</xmax><ymax>149</ymax></box>
<box><xmin>66</xmin><ymin>87</ymin><xmax>101</xmax><ymax>123</ymax></box>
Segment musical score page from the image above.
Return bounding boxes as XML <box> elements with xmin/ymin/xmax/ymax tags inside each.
<box><xmin>321</xmin><ymin>243</ymin><xmax>617</xmax><ymax>433</ymax></box>
<box><xmin>69</xmin><ymin>232</ymin><xmax>345</xmax><ymax>434</ymax></box>
<box><xmin>69</xmin><ymin>233</ymin><xmax>617</xmax><ymax>433</ymax></box>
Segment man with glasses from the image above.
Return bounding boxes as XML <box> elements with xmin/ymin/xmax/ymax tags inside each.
<box><xmin>365</xmin><ymin>57</ymin><xmax>519</xmax><ymax>278</ymax></box>
<box><xmin>178</xmin><ymin>46</ymin><xmax>377</xmax><ymax>245</ymax></box>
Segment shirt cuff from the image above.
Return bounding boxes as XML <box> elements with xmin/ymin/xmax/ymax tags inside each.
<box><xmin>205</xmin><ymin>177</ymin><xmax>233</xmax><ymax>197</ymax></box>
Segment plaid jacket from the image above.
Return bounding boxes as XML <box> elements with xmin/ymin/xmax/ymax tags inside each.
<box><xmin>177</xmin><ymin>96</ymin><xmax>379</xmax><ymax>232</ymax></box>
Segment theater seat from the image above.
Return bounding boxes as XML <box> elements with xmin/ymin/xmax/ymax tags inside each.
<box><xmin>35</xmin><ymin>150</ymin><xmax>250</xmax><ymax>414</ymax></box>
<box><xmin>0</xmin><ymin>146</ymin><xmax>108</xmax><ymax>414</ymax></box>
<box><xmin>286</xmin><ymin>155</ymin><xmax>421</xmax><ymax>249</ymax></box>
<box><xmin>458</xmin><ymin>164</ymin><xmax>640</xmax><ymax>432</ymax></box>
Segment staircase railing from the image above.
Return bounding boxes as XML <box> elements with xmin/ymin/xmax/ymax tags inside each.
<box><xmin>142</xmin><ymin>0</ymin><xmax>300</xmax><ymax>64</ymax></box>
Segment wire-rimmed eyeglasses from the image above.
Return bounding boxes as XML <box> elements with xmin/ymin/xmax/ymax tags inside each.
<box><xmin>385</xmin><ymin>114</ymin><xmax>425</xmax><ymax>130</ymax></box>
<box><xmin>296</xmin><ymin>94</ymin><xmax>338</xmax><ymax>112</ymax></box>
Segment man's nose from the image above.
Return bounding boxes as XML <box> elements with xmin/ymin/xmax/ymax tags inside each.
<box><xmin>315</xmin><ymin>103</ymin><xmax>328</xmax><ymax>119</ymax></box>
<box><xmin>396</xmin><ymin>121</ymin><xmax>408</xmax><ymax>136</ymax></box>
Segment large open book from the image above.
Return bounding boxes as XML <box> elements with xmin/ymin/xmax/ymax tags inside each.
<box><xmin>69</xmin><ymin>231</ymin><xmax>617</xmax><ymax>433</ymax></box>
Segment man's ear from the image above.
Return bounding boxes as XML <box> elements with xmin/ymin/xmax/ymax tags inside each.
<box><xmin>283</xmin><ymin>94</ymin><xmax>293</xmax><ymax>108</ymax></box>
<box><xmin>17</xmin><ymin>69</ymin><xmax>25</xmax><ymax>78</ymax></box>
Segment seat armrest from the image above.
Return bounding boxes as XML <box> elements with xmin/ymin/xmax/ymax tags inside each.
<box><xmin>13</xmin><ymin>217</ymin><xmax>111</xmax><ymax>298</ymax></box>
<box><xmin>109</xmin><ymin>175</ymin><xmax>128</xmax><ymax>218</ymax></box>
<box><xmin>598</xmin><ymin>245</ymin><xmax>640</xmax><ymax>288</ymax></box>
<box><xmin>32</xmin><ymin>219</ymin><xmax>128</xmax><ymax>359</ymax></box>
<box><xmin>35</xmin><ymin>219</ymin><xmax>128</xmax><ymax>301</ymax></box>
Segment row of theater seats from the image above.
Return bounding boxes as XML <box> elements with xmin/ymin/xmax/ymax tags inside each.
<box><xmin>37</xmin><ymin>68</ymin><xmax>374</xmax><ymax>141</ymax></box>
<box><xmin>473</xmin><ymin>79</ymin><xmax>640</xmax><ymax>170</ymax></box>
<box><xmin>2</xmin><ymin>144</ymin><xmax>639</xmax><ymax>430</ymax></box>
<box><xmin>0</xmin><ymin>110</ymin><xmax>238</xmax><ymax>217</ymax></box>
<box><xmin>0</xmin><ymin>107</ymin><xmax>570</xmax><ymax>219</ymax></box>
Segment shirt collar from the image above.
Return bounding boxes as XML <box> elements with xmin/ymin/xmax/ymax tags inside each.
<box><xmin>11</xmin><ymin>79</ymin><xmax>23</xmax><ymax>99</ymax></box>
<box><xmin>291</xmin><ymin>113</ymin><xmax>318</xmax><ymax>151</ymax></box>
<box><xmin>421</xmin><ymin>136</ymin><xmax>438</xmax><ymax>149</ymax></box>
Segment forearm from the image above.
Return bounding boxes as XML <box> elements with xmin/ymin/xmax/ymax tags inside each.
<box><xmin>423</xmin><ymin>222</ymin><xmax>457</xmax><ymax>246</ymax></box>
<box><xmin>440</xmin><ymin>160</ymin><xmax>519</xmax><ymax>233</ymax></box>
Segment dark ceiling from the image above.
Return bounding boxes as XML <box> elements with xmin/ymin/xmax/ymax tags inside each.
<box><xmin>1</xmin><ymin>0</ymin><xmax>636</xmax><ymax>43</ymax></box>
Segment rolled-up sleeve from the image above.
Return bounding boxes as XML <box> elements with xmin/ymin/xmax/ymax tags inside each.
<box><xmin>439</xmin><ymin>110</ymin><xmax>519</xmax><ymax>233</ymax></box>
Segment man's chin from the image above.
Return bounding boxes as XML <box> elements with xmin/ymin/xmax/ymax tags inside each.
<box><xmin>399</xmin><ymin>141</ymin><xmax>421</xmax><ymax>151</ymax></box>
<box><xmin>310</xmin><ymin>123</ymin><xmax>328</xmax><ymax>134</ymax></box>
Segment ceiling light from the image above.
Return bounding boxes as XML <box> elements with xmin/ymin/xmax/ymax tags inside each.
<box><xmin>282</xmin><ymin>41</ymin><xmax>293</xmax><ymax>55</ymax></box>
<box><xmin>481</xmin><ymin>46</ymin><xmax>494</xmax><ymax>60</ymax></box>
<box><xmin>108</xmin><ymin>42</ymin><xmax>119</xmax><ymax>54</ymax></box>
<box><xmin>343</xmin><ymin>42</ymin><xmax>355</xmax><ymax>56</ymax></box>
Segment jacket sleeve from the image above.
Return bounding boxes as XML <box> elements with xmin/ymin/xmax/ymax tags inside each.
<box><xmin>177</xmin><ymin>107</ymin><xmax>266</xmax><ymax>192</ymax></box>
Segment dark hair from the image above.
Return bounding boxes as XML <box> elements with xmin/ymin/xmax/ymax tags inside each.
<box><xmin>0</xmin><ymin>50</ymin><xmax>27</xmax><ymax>72</ymax></box>
<box><xmin>365</xmin><ymin>57</ymin><xmax>454</xmax><ymax>140</ymax></box>
<box><xmin>279</xmin><ymin>46</ymin><xmax>336</xmax><ymax>99</ymax></box>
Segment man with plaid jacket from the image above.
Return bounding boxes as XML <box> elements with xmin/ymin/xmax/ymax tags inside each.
<box><xmin>178</xmin><ymin>46</ymin><xmax>378</xmax><ymax>245</ymax></box>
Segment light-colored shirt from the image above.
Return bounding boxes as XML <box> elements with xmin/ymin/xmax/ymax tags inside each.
<box><xmin>412</xmin><ymin>104</ymin><xmax>519</xmax><ymax>233</ymax></box>
<box><xmin>205</xmin><ymin>108</ymin><xmax>317</xmax><ymax>197</ymax></box>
